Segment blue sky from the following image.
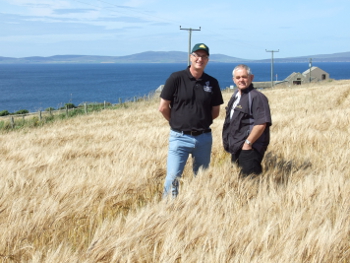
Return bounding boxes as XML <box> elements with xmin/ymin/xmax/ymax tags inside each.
<box><xmin>0</xmin><ymin>0</ymin><xmax>349</xmax><ymax>59</ymax></box>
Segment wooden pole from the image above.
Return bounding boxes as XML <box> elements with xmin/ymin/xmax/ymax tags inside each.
<box><xmin>11</xmin><ymin>116</ymin><xmax>15</xmax><ymax>129</ymax></box>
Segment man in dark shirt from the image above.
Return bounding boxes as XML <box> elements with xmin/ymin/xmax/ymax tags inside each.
<box><xmin>222</xmin><ymin>64</ymin><xmax>272</xmax><ymax>177</ymax></box>
<box><xmin>159</xmin><ymin>43</ymin><xmax>224</xmax><ymax>198</ymax></box>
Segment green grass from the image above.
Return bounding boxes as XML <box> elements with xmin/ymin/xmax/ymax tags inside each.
<box><xmin>0</xmin><ymin>102</ymin><xmax>132</xmax><ymax>132</ymax></box>
<box><xmin>0</xmin><ymin>93</ymin><xmax>158</xmax><ymax>132</ymax></box>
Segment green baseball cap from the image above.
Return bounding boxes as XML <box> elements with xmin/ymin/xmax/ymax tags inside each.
<box><xmin>192</xmin><ymin>43</ymin><xmax>210</xmax><ymax>56</ymax></box>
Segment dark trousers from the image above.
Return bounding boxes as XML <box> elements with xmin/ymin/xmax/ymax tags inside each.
<box><xmin>231</xmin><ymin>148</ymin><xmax>264</xmax><ymax>177</ymax></box>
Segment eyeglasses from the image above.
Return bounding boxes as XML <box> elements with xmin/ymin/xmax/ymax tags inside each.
<box><xmin>191</xmin><ymin>53</ymin><xmax>209</xmax><ymax>60</ymax></box>
<box><xmin>234</xmin><ymin>76</ymin><xmax>249</xmax><ymax>80</ymax></box>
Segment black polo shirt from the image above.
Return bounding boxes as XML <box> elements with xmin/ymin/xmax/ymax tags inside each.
<box><xmin>160</xmin><ymin>66</ymin><xmax>223</xmax><ymax>131</ymax></box>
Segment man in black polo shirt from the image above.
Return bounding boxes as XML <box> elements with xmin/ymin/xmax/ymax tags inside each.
<box><xmin>222</xmin><ymin>64</ymin><xmax>272</xmax><ymax>177</ymax></box>
<box><xmin>159</xmin><ymin>43</ymin><xmax>224</xmax><ymax>198</ymax></box>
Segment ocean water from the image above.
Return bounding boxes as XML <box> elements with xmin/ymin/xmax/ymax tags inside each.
<box><xmin>0</xmin><ymin>62</ymin><xmax>349</xmax><ymax>113</ymax></box>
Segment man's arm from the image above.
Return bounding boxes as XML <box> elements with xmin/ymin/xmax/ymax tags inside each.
<box><xmin>212</xmin><ymin>105</ymin><xmax>220</xmax><ymax>120</ymax></box>
<box><xmin>242</xmin><ymin>123</ymin><xmax>267</xmax><ymax>150</ymax></box>
<box><xmin>158</xmin><ymin>98</ymin><xmax>171</xmax><ymax>121</ymax></box>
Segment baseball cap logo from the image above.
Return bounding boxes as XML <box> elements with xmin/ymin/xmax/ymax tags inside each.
<box><xmin>192</xmin><ymin>43</ymin><xmax>210</xmax><ymax>55</ymax></box>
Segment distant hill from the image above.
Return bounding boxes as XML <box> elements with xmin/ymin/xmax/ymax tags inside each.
<box><xmin>0</xmin><ymin>51</ymin><xmax>349</xmax><ymax>64</ymax></box>
<box><xmin>254</xmin><ymin>51</ymin><xmax>350</xmax><ymax>63</ymax></box>
<box><xmin>0</xmin><ymin>52</ymin><xmax>247</xmax><ymax>64</ymax></box>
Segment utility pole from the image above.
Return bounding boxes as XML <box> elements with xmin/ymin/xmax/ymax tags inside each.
<box><xmin>265</xmin><ymin>49</ymin><xmax>279</xmax><ymax>87</ymax></box>
<box><xmin>180</xmin><ymin>26</ymin><xmax>201</xmax><ymax>66</ymax></box>
<box><xmin>309</xmin><ymin>58</ymin><xmax>312</xmax><ymax>83</ymax></box>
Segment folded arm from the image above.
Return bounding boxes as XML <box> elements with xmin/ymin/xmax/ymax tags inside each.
<box><xmin>158</xmin><ymin>98</ymin><xmax>171</xmax><ymax>121</ymax></box>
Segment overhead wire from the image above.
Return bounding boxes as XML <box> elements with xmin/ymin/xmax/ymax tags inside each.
<box><xmin>70</xmin><ymin>0</ymin><xmax>265</xmax><ymax>53</ymax></box>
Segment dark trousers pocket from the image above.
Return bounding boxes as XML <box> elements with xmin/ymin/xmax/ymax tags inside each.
<box><xmin>237</xmin><ymin>149</ymin><xmax>263</xmax><ymax>177</ymax></box>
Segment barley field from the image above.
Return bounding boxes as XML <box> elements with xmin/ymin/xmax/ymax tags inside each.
<box><xmin>0</xmin><ymin>80</ymin><xmax>349</xmax><ymax>263</ymax></box>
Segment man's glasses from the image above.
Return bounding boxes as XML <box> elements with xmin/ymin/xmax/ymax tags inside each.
<box><xmin>191</xmin><ymin>53</ymin><xmax>209</xmax><ymax>60</ymax></box>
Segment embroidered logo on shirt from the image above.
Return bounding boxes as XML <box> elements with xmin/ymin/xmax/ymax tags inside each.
<box><xmin>203</xmin><ymin>81</ymin><xmax>212</xmax><ymax>92</ymax></box>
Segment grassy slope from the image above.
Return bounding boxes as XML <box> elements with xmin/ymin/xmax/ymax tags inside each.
<box><xmin>0</xmin><ymin>80</ymin><xmax>349</xmax><ymax>262</ymax></box>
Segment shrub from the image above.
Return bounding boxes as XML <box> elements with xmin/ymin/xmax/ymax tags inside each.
<box><xmin>45</xmin><ymin>107</ymin><xmax>55</xmax><ymax>111</ymax></box>
<box><xmin>59</xmin><ymin>103</ymin><xmax>76</xmax><ymax>110</ymax></box>
<box><xmin>64</xmin><ymin>103</ymin><xmax>76</xmax><ymax>109</ymax></box>
<box><xmin>0</xmin><ymin>110</ymin><xmax>10</xmax><ymax>116</ymax></box>
<box><xmin>14</xmin><ymin>109</ymin><xmax>29</xmax><ymax>115</ymax></box>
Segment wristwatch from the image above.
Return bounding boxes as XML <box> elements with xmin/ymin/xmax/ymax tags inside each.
<box><xmin>245</xmin><ymin>139</ymin><xmax>252</xmax><ymax>146</ymax></box>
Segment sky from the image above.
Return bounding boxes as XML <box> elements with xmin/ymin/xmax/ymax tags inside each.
<box><xmin>0</xmin><ymin>0</ymin><xmax>349</xmax><ymax>60</ymax></box>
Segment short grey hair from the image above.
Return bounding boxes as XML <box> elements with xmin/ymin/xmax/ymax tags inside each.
<box><xmin>232</xmin><ymin>64</ymin><xmax>252</xmax><ymax>77</ymax></box>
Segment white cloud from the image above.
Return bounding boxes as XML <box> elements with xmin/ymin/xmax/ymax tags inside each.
<box><xmin>0</xmin><ymin>0</ymin><xmax>349</xmax><ymax>58</ymax></box>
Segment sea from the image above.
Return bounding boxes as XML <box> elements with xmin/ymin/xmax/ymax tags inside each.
<box><xmin>1</xmin><ymin>62</ymin><xmax>349</xmax><ymax>113</ymax></box>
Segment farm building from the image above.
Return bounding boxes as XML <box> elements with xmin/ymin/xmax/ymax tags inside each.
<box><xmin>277</xmin><ymin>66</ymin><xmax>330</xmax><ymax>86</ymax></box>
<box><xmin>284</xmin><ymin>72</ymin><xmax>306</xmax><ymax>85</ymax></box>
<box><xmin>302</xmin><ymin>66</ymin><xmax>330</xmax><ymax>82</ymax></box>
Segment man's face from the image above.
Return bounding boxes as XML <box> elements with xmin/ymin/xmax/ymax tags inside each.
<box><xmin>190</xmin><ymin>50</ymin><xmax>209</xmax><ymax>70</ymax></box>
<box><xmin>233</xmin><ymin>68</ymin><xmax>254</xmax><ymax>90</ymax></box>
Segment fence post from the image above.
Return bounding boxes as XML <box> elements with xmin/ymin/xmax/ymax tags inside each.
<box><xmin>39</xmin><ymin>111</ymin><xmax>42</xmax><ymax>121</ymax></box>
<box><xmin>104</xmin><ymin>101</ymin><xmax>106</xmax><ymax>109</ymax></box>
<box><xmin>66</xmin><ymin>106</ymin><xmax>68</xmax><ymax>117</ymax></box>
<box><xmin>11</xmin><ymin>116</ymin><xmax>15</xmax><ymax>129</ymax></box>
<box><xmin>49</xmin><ymin>108</ymin><xmax>52</xmax><ymax>116</ymax></box>
<box><xmin>84</xmin><ymin>103</ymin><xmax>87</xmax><ymax>114</ymax></box>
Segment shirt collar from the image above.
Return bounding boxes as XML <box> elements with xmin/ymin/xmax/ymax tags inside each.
<box><xmin>186</xmin><ymin>66</ymin><xmax>203</xmax><ymax>81</ymax></box>
<box><xmin>240</xmin><ymin>84</ymin><xmax>254</xmax><ymax>94</ymax></box>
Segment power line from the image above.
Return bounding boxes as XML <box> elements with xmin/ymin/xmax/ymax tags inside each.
<box><xmin>71</xmin><ymin>0</ymin><xmax>267</xmax><ymax>57</ymax></box>
<box><xmin>309</xmin><ymin>58</ymin><xmax>312</xmax><ymax>82</ymax></box>
<box><xmin>180</xmin><ymin>26</ymin><xmax>201</xmax><ymax>66</ymax></box>
<box><xmin>265</xmin><ymin>49</ymin><xmax>279</xmax><ymax>87</ymax></box>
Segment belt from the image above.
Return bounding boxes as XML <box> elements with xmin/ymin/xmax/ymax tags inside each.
<box><xmin>171</xmin><ymin>128</ymin><xmax>211</xmax><ymax>136</ymax></box>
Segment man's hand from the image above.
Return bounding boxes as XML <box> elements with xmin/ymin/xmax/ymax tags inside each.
<box><xmin>242</xmin><ymin>142</ymin><xmax>253</xmax><ymax>150</ymax></box>
<box><xmin>242</xmin><ymin>123</ymin><xmax>267</xmax><ymax>150</ymax></box>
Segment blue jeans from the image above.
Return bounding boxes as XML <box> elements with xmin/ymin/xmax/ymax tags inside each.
<box><xmin>163</xmin><ymin>130</ymin><xmax>213</xmax><ymax>198</ymax></box>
